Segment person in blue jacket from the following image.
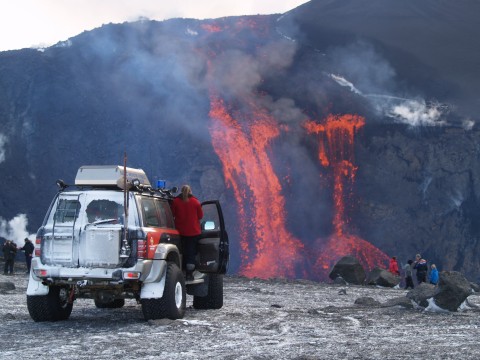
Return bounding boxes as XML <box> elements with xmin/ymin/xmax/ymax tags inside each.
<box><xmin>429</xmin><ymin>264</ymin><xmax>439</xmax><ymax>285</ymax></box>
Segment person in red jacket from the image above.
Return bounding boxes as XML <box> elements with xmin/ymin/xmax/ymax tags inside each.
<box><xmin>171</xmin><ymin>185</ymin><xmax>203</xmax><ymax>281</ymax></box>
<box><xmin>388</xmin><ymin>256</ymin><xmax>400</xmax><ymax>276</ymax></box>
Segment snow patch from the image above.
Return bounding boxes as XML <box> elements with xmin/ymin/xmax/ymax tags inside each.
<box><xmin>425</xmin><ymin>297</ymin><xmax>449</xmax><ymax>313</ymax></box>
<box><xmin>181</xmin><ymin>319</ymin><xmax>213</xmax><ymax>326</ymax></box>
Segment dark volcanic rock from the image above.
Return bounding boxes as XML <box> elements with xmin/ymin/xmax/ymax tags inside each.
<box><xmin>433</xmin><ymin>271</ymin><xmax>472</xmax><ymax>312</ymax></box>
<box><xmin>0</xmin><ymin>282</ymin><xmax>15</xmax><ymax>291</ymax></box>
<box><xmin>333</xmin><ymin>276</ymin><xmax>347</xmax><ymax>285</ymax></box>
<box><xmin>365</xmin><ymin>267</ymin><xmax>400</xmax><ymax>288</ymax></box>
<box><xmin>382</xmin><ymin>297</ymin><xmax>414</xmax><ymax>309</ymax></box>
<box><xmin>470</xmin><ymin>282</ymin><xmax>480</xmax><ymax>293</ymax></box>
<box><xmin>329</xmin><ymin>256</ymin><xmax>366</xmax><ymax>285</ymax></box>
<box><xmin>354</xmin><ymin>296</ymin><xmax>380</xmax><ymax>307</ymax></box>
<box><xmin>406</xmin><ymin>283</ymin><xmax>436</xmax><ymax>308</ymax></box>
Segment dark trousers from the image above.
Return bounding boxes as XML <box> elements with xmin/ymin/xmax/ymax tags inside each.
<box><xmin>4</xmin><ymin>259</ymin><xmax>14</xmax><ymax>274</ymax></box>
<box><xmin>26</xmin><ymin>255</ymin><xmax>32</xmax><ymax>272</ymax></box>
<box><xmin>181</xmin><ymin>235</ymin><xmax>200</xmax><ymax>272</ymax></box>
<box><xmin>416</xmin><ymin>272</ymin><xmax>427</xmax><ymax>284</ymax></box>
<box><xmin>405</xmin><ymin>275</ymin><xmax>414</xmax><ymax>289</ymax></box>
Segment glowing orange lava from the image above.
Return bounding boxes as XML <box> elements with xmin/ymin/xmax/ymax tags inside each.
<box><xmin>201</xmin><ymin>23</ymin><xmax>223</xmax><ymax>33</ymax></box>
<box><xmin>209</xmin><ymin>96</ymin><xmax>304</xmax><ymax>279</ymax></box>
<box><xmin>305</xmin><ymin>115</ymin><xmax>389</xmax><ymax>278</ymax></box>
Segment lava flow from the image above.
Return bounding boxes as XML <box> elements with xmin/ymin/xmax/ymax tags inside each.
<box><xmin>209</xmin><ymin>96</ymin><xmax>305</xmax><ymax>279</ymax></box>
<box><xmin>305</xmin><ymin>115</ymin><xmax>390</xmax><ymax>278</ymax></box>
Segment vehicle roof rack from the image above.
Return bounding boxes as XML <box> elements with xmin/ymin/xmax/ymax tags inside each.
<box><xmin>75</xmin><ymin>165</ymin><xmax>151</xmax><ymax>188</ymax></box>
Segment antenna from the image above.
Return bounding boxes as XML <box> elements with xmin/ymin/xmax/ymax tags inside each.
<box><xmin>120</xmin><ymin>151</ymin><xmax>131</xmax><ymax>259</ymax></box>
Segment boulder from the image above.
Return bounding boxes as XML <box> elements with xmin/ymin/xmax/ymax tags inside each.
<box><xmin>0</xmin><ymin>282</ymin><xmax>15</xmax><ymax>291</ymax></box>
<box><xmin>470</xmin><ymin>282</ymin><xmax>480</xmax><ymax>293</ymax></box>
<box><xmin>365</xmin><ymin>267</ymin><xmax>401</xmax><ymax>287</ymax></box>
<box><xmin>329</xmin><ymin>256</ymin><xmax>366</xmax><ymax>285</ymax></box>
<box><xmin>354</xmin><ymin>297</ymin><xmax>381</xmax><ymax>307</ymax></box>
<box><xmin>433</xmin><ymin>271</ymin><xmax>472</xmax><ymax>312</ymax></box>
<box><xmin>382</xmin><ymin>297</ymin><xmax>414</xmax><ymax>309</ymax></box>
<box><xmin>406</xmin><ymin>282</ymin><xmax>436</xmax><ymax>308</ymax></box>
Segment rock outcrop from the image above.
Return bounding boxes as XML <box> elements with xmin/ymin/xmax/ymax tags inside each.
<box><xmin>329</xmin><ymin>256</ymin><xmax>366</xmax><ymax>285</ymax></box>
<box><xmin>365</xmin><ymin>267</ymin><xmax>401</xmax><ymax>288</ymax></box>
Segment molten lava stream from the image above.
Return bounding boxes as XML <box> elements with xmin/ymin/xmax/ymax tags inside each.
<box><xmin>305</xmin><ymin>114</ymin><xmax>390</xmax><ymax>279</ymax></box>
<box><xmin>209</xmin><ymin>96</ymin><xmax>304</xmax><ymax>279</ymax></box>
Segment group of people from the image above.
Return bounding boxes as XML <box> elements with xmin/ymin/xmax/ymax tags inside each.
<box><xmin>388</xmin><ymin>254</ymin><xmax>439</xmax><ymax>289</ymax></box>
<box><xmin>2</xmin><ymin>238</ymin><xmax>34</xmax><ymax>275</ymax></box>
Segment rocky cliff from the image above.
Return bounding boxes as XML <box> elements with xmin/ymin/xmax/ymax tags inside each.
<box><xmin>1</xmin><ymin>0</ymin><xmax>479</xmax><ymax>281</ymax></box>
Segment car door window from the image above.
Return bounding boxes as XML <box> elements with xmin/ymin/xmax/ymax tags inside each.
<box><xmin>141</xmin><ymin>198</ymin><xmax>160</xmax><ymax>227</ymax></box>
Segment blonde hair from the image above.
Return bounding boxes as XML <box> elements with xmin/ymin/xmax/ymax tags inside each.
<box><xmin>181</xmin><ymin>185</ymin><xmax>192</xmax><ymax>202</ymax></box>
<box><xmin>431</xmin><ymin>264</ymin><xmax>436</xmax><ymax>269</ymax></box>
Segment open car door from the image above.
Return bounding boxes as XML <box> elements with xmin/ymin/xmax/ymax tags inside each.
<box><xmin>196</xmin><ymin>200</ymin><xmax>229</xmax><ymax>274</ymax></box>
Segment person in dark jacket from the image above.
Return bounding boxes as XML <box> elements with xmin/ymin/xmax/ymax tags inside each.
<box><xmin>2</xmin><ymin>240</ymin><xmax>17</xmax><ymax>275</ymax></box>
<box><xmin>414</xmin><ymin>253</ymin><xmax>428</xmax><ymax>284</ymax></box>
<box><xmin>171</xmin><ymin>185</ymin><xmax>203</xmax><ymax>281</ymax></box>
<box><xmin>19</xmin><ymin>238</ymin><xmax>34</xmax><ymax>274</ymax></box>
<box><xmin>403</xmin><ymin>259</ymin><xmax>415</xmax><ymax>289</ymax></box>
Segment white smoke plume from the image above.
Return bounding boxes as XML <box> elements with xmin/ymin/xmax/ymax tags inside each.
<box><xmin>387</xmin><ymin>99</ymin><xmax>446</xmax><ymax>127</ymax></box>
<box><xmin>0</xmin><ymin>214</ymin><xmax>34</xmax><ymax>247</ymax></box>
<box><xmin>0</xmin><ymin>133</ymin><xmax>7</xmax><ymax>164</ymax></box>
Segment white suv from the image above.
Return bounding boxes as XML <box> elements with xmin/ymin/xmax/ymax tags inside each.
<box><xmin>26</xmin><ymin>165</ymin><xmax>229</xmax><ymax>321</ymax></box>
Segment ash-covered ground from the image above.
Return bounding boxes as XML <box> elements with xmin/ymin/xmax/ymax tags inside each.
<box><xmin>1</xmin><ymin>267</ymin><xmax>480</xmax><ymax>359</ymax></box>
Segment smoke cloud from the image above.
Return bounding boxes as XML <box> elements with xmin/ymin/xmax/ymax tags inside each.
<box><xmin>0</xmin><ymin>214</ymin><xmax>34</xmax><ymax>247</ymax></box>
<box><xmin>326</xmin><ymin>41</ymin><xmax>451</xmax><ymax>127</ymax></box>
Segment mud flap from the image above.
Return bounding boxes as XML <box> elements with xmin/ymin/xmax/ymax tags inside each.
<box><xmin>26</xmin><ymin>271</ymin><xmax>49</xmax><ymax>296</ymax></box>
<box><xmin>140</xmin><ymin>261</ymin><xmax>167</xmax><ymax>299</ymax></box>
<box><xmin>186</xmin><ymin>275</ymin><xmax>208</xmax><ymax>297</ymax></box>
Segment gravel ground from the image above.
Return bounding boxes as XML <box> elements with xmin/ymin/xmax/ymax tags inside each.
<box><xmin>1</xmin><ymin>264</ymin><xmax>480</xmax><ymax>359</ymax></box>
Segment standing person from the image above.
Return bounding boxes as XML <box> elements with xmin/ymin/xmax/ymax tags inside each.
<box><xmin>403</xmin><ymin>259</ymin><xmax>415</xmax><ymax>289</ymax></box>
<box><xmin>388</xmin><ymin>256</ymin><xmax>400</xmax><ymax>276</ymax></box>
<box><xmin>414</xmin><ymin>253</ymin><xmax>428</xmax><ymax>284</ymax></box>
<box><xmin>19</xmin><ymin>237</ymin><xmax>34</xmax><ymax>274</ymax></box>
<box><xmin>2</xmin><ymin>240</ymin><xmax>17</xmax><ymax>275</ymax></box>
<box><xmin>171</xmin><ymin>185</ymin><xmax>203</xmax><ymax>281</ymax></box>
<box><xmin>429</xmin><ymin>264</ymin><xmax>439</xmax><ymax>285</ymax></box>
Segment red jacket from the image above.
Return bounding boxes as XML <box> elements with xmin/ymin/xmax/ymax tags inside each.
<box><xmin>171</xmin><ymin>195</ymin><xmax>203</xmax><ymax>236</ymax></box>
<box><xmin>389</xmin><ymin>259</ymin><xmax>399</xmax><ymax>275</ymax></box>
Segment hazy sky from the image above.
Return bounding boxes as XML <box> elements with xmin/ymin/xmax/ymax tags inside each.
<box><xmin>0</xmin><ymin>0</ymin><xmax>308</xmax><ymax>51</ymax></box>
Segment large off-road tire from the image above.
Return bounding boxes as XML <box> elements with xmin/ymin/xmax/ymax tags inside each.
<box><xmin>141</xmin><ymin>262</ymin><xmax>186</xmax><ymax>320</ymax></box>
<box><xmin>27</xmin><ymin>286</ymin><xmax>73</xmax><ymax>322</ymax></box>
<box><xmin>193</xmin><ymin>274</ymin><xmax>223</xmax><ymax>310</ymax></box>
<box><xmin>94</xmin><ymin>298</ymin><xmax>125</xmax><ymax>309</ymax></box>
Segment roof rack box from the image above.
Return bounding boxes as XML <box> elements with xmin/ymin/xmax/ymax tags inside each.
<box><xmin>75</xmin><ymin>165</ymin><xmax>151</xmax><ymax>187</ymax></box>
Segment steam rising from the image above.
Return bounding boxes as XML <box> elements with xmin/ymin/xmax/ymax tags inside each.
<box><xmin>326</xmin><ymin>41</ymin><xmax>453</xmax><ymax>127</ymax></box>
<box><xmin>388</xmin><ymin>99</ymin><xmax>445</xmax><ymax>126</ymax></box>
<box><xmin>0</xmin><ymin>214</ymin><xmax>33</xmax><ymax>247</ymax></box>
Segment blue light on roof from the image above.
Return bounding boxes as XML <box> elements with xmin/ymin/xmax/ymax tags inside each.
<box><xmin>156</xmin><ymin>180</ymin><xmax>166</xmax><ymax>189</ymax></box>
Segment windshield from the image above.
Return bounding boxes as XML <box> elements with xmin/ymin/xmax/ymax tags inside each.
<box><xmin>46</xmin><ymin>190</ymin><xmax>137</xmax><ymax>227</ymax></box>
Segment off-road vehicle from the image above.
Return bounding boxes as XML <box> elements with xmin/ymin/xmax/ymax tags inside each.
<box><xmin>26</xmin><ymin>165</ymin><xmax>229</xmax><ymax>321</ymax></box>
